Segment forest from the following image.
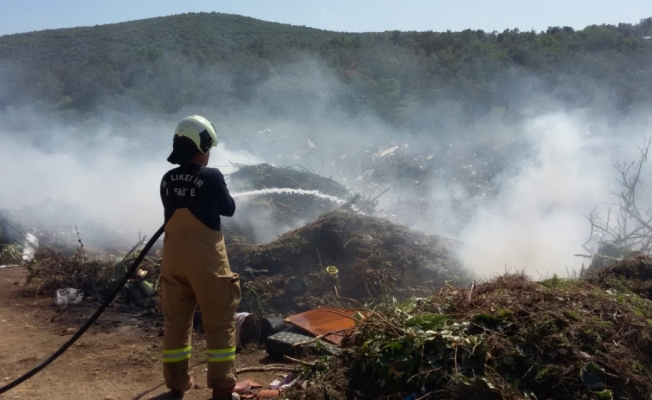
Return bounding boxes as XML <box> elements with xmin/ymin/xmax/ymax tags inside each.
<box><xmin>0</xmin><ymin>12</ymin><xmax>651</xmax><ymax>129</ymax></box>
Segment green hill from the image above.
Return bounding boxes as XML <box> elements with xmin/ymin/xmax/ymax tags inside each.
<box><xmin>1</xmin><ymin>13</ymin><xmax>651</xmax><ymax>127</ymax></box>
<box><xmin>0</xmin><ymin>13</ymin><xmax>339</xmax><ymax>67</ymax></box>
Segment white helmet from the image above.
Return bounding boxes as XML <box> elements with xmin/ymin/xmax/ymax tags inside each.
<box><xmin>174</xmin><ymin>115</ymin><xmax>218</xmax><ymax>154</ymax></box>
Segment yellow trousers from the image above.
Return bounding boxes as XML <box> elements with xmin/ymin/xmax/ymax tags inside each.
<box><xmin>160</xmin><ymin>208</ymin><xmax>241</xmax><ymax>390</ymax></box>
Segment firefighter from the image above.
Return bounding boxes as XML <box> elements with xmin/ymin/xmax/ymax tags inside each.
<box><xmin>160</xmin><ymin>115</ymin><xmax>247</xmax><ymax>399</ymax></box>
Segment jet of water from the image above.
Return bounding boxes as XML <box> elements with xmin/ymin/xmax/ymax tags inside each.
<box><xmin>232</xmin><ymin>188</ymin><xmax>345</xmax><ymax>204</ymax></box>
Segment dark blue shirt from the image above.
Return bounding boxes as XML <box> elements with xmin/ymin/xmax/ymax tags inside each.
<box><xmin>160</xmin><ymin>164</ymin><xmax>235</xmax><ymax>231</ymax></box>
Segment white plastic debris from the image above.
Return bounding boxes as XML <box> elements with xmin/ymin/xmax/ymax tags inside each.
<box><xmin>269</xmin><ymin>379</ymin><xmax>282</xmax><ymax>390</ymax></box>
<box><xmin>22</xmin><ymin>233</ymin><xmax>38</xmax><ymax>263</ymax></box>
<box><xmin>378</xmin><ymin>145</ymin><xmax>399</xmax><ymax>158</ymax></box>
<box><xmin>54</xmin><ymin>288</ymin><xmax>83</xmax><ymax>306</ymax></box>
<box><xmin>235</xmin><ymin>312</ymin><xmax>250</xmax><ymax>347</ymax></box>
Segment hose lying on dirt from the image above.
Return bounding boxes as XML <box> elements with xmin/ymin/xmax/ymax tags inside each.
<box><xmin>0</xmin><ymin>225</ymin><xmax>165</xmax><ymax>395</ymax></box>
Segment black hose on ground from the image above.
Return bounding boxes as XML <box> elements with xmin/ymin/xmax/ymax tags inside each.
<box><xmin>0</xmin><ymin>224</ymin><xmax>165</xmax><ymax>395</ymax></box>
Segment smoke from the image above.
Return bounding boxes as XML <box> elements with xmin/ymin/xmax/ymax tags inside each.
<box><xmin>0</xmin><ymin>109</ymin><xmax>255</xmax><ymax>251</ymax></box>
<box><xmin>458</xmin><ymin>114</ymin><xmax>606</xmax><ymax>277</ymax></box>
<box><xmin>1</xmin><ymin>52</ymin><xmax>651</xmax><ymax>279</ymax></box>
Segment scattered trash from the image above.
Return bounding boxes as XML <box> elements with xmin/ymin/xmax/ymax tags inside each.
<box><xmin>266</xmin><ymin>331</ymin><xmax>313</xmax><ymax>360</ymax></box>
<box><xmin>235</xmin><ymin>380</ymin><xmax>252</xmax><ymax>393</ymax></box>
<box><xmin>61</xmin><ymin>327</ymin><xmax>76</xmax><ymax>335</ymax></box>
<box><xmin>268</xmin><ymin>373</ymin><xmax>297</xmax><ymax>395</ymax></box>
<box><xmin>235</xmin><ymin>312</ymin><xmax>261</xmax><ymax>349</ymax></box>
<box><xmin>265</xmin><ymin>330</ymin><xmax>339</xmax><ymax>359</ymax></box>
<box><xmin>244</xmin><ymin>378</ymin><xmax>262</xmax><ymax>389</ymax></box>
<box><xmin>269</xmin><ymin>379</ymin><xmax>283</xmax><ymax>390</ymax></box>
<box><xmin>243</xmin><ymin>266</ymin><xmax>269</xmax><ymax>277</ymax></box>
<box><xmin>123</xmin><ymin>281</ymin><xmax>153</xmax><ymax>304</ymax></box>
<box><xmin>259</xmin><ymin>317</ymin><xmax>288</xmax><ymax>344</ymax></box>
<box><xmin>378</xmin><ymin>145</ymin><xmax>399</xmax><ymax>158</ymax></box>
<box><xmin>286</xmin><ymin>278</ymin><xmax>307</xmax><ymax>296</ymax></box>
<box><xmin>352</xmin><ymin>311</ymin><xmax>365</xmax><ymax>323</ymax></box>
<box><xmin>255</xmin><ymin>389</ymin><xmax>280</xmax><ymax>398</ymax></box>
<box><xmin>280</xmin><ymin>373</ymin><xmax>295</xmax><ymax>386</ymax></box>
<box><xmin>22</xmin><ymin>233</ymin><xmax>38</xmax><ymax>263</ymax></box>
<box><xmin>325</xmin><ymin>266</ymin><xmax>338</xmax><ymax>278</ymax></box>
<box><xmin>284</xmin><ymin>307</ymin><xmax>360</xmax><ymax>345</ymax></box>
<box><xmin>54</xmin><ymin>288</ymin><xmax>83</xmax><ymax>307</ymax></box>
<box><xmin>277</xmin><ymin>373</ymin><xmax>301</xmax><ymax>393</ymax></box>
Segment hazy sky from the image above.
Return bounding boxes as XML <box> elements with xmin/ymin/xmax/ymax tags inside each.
<box><xmin>1</xmin><ymin>0</ymin><xmax>651</xmax><ymax>36</ymax></box>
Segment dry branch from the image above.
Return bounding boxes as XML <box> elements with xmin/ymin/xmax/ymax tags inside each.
<box><xmin>283</xmin><ymin>355</ymin><xmax>318</xmax><ymax>366</ymax></box>
<box><xmin>235</xmin><ymin>365</ymin><xmax>302</xmax><ymax>374</ymax></box>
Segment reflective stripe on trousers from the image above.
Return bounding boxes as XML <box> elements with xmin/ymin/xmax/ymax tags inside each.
<box><xmin>161</xmin><ymin>208</ymin><xmax>240</xmax><ymax>390</ymax></box>
<box><xmin>163</xmin><ymin>346</ymin><xmax>192</xmax><ymax>363</ymax></box>
<box><xmin>206</xmin><ymin>347</ymin><xmax>236</xmax><ymax>362</ymax></box>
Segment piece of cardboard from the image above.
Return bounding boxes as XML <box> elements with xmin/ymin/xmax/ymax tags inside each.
<box><xmin>284</xmin><ymin>307</ymin><xmax>358</xmax><ymax>345</ymax></box>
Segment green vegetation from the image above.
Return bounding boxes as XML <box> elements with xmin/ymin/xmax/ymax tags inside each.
<box><xmin>328</xmin><ymin>265</ymin><xmax>652</xmax><ymax>399</ymax></box>
<box><xmin>1</xmin><ymin>13</ymin><xmax>651</xmax><ymax>128</ymax></box>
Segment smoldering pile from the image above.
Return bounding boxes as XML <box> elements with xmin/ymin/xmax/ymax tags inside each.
<box><xmin>224</xmin><ymin>163</ymin><xmax>352</xmax><ymax>243</ymax></box>
<box><xmin>230</xmin><ymin>208</ymin><xmax>469</xmax><ymax>315</ymax></box>
<box><xmin>12</xmin><ymin>163</ymin><xmax>469</xmax><ymax>314</ymax></box>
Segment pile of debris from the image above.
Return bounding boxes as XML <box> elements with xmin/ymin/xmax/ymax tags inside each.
<box><xmin>229</xmin><ymin>209</ymin><xmax>469</xmax><ymax>316</ymax></box>
<box><xmin>225</xmin><ymin>164</ymin><xmax>352</xmax><ymax>243</ymax></box>
<box><xmin>583</xmin><ymin>255</ymin><xmax>652</xmax><ymax>299</ymax></box>
<box><xmin>228</xmin><ymin>257</ymin><xmax>652</xmax><ymax>399</ymax></box>
<box><xmin>297</xmin><ymin>257</ymin><xmax>652</xmax><ymax>400</ymax></box>
<box><xmin>24</xmin><ymin>246</ymin><xmax>159</xmax><ymax>304</ymax></box>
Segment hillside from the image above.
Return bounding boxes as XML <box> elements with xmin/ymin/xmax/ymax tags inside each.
<box><xmin>0</xmin><ymin>13</ymin><xmax>339</xmax><ymax>66</ymax></box>
<box><xmin>1</xmin><ymin>13</ymin><xmax>652</xmax><ymax>127</ymax></box>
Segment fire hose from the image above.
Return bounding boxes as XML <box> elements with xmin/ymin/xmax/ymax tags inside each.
<box><xmin>0</xmin><ymin>225</ymin><xmax>165</xmax><ymax>395</ymax></box>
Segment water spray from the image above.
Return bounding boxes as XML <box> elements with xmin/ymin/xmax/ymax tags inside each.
<box><xmin>232</xmin><ymin>188</ymin><xmax>345</xmax><ymax>204</ymax></box>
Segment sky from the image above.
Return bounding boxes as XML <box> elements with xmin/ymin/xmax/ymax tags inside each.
<box><xmin>1</xmin><ymin>0</ymin><xmax>651</xmax><ymax>36</ymax></box>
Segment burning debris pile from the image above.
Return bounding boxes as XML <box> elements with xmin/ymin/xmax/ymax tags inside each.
<box><xmin>229</xmin><ymin>209</ymin><xmax>469</xmax><ymax>316</ymax></box>
<box><xmin>225</xmin><ymin>164</ymin><xmax>353</xmax><ymax>243</ymax></box>
<box><xmin>333</xmin><ymin>139</ymin><xmax>520</xmax><ymax>231</ymax></box>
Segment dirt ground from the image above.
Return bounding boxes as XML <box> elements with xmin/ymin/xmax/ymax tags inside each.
<box><xmin>0</xmin><ymin>267</ymin><xmax>279</xmax><ymax>400</ymax></box>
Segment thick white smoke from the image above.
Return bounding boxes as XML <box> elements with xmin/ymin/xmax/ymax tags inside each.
<box><xmin>458</xmin><ymin>112</ymin><xmax>647</xmax><ymax>277</ymax></box>
<box><xmin>0</xmin><ymin>111</ymin><xmax>256</xmax><ymax>250</ymax></box>
<box><xmin>1</xmin><ymin>55</ymin><xmax>651</xmax><ymax>279</ymax></box>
